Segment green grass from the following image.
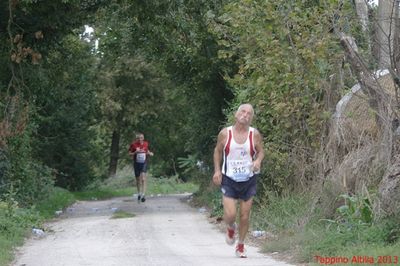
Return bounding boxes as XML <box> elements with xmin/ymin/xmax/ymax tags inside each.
<box><xmin>262</xmin><ymin>222</ymin><xmax>400</xmax><ymax>265</ymax></box>
<box><xmin>74</xmin><ymin>169</ymin><xmax>198</xmax><ymax>201</ymax></box>
<box><xmin>301</xmin><ymin>218</ymin><xmax>400</xmax><ymax>264</ymax></box>
<box><xmin>147</xmin><ymin>175</ymin><xmax>198</xmax><ymax>195</ymax></box>
<box><xmin>249</xmin><ymin>192</ymin><xmax>400</xmax><ymax>265</ymax></box>
<box><xmin>0</xmin><ymin>226</ymin><xmax>29</xmax><ymax>265</ymax></box>
<box><xmin>251</xmin><ymin>191</ymin><xmax>313</xmax><ymax>232</ymax></box>
<box><xmin>335</xmin><ymin>243</ymin><xmax>400</xmax><ymax>265</ymax></box>
<box><xmin>0</xmin><ymin>201</ymin><xmax>42</xmax><ymax>266</ymax></box>
<box><xmin>73</xmin><ymin>187</ymin><xmax>133</xmax><ymax>201</ymax></box>
<box><xmin>0</xmin><ymin>238</ymin><xmax>17</xmax><ymax>266</ymax></box>
<box><xmin>35</xmin><ymin>187</ymin><xmax>76</xmax><ymax>219</ymax></box>
<box><xmin>111</xmin><ymin>210</ymin><xmax>136</xmax><ymax>219</ymax></box>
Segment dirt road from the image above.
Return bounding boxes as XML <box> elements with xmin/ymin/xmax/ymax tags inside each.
<box><xmin>12</xmin><ymin>194</ymin><xmax>295</xmax><ymax>266</ymax></box>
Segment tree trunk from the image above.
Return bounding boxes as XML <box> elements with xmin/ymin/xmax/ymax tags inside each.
<box><xmin>339</xmin><ymin>33</ymin><xmax>385</xmax><ymax>128</ymax></box>
<box><xmin>377</xmin><ymin>0</ymin><xmax>396</xmax><ymax>69</ymax></box>
<box><xmin>108</xmin><ymin>129</ymin><xmax>120</xmax><ymax>177</ymax></box>
<box><xmin>392</xmin><ymin>0</ymin><xmax>400</xmax><ymax>108</ymax></box>
<box><xmin>355</xmin><ymin>0</ymin><xmax>369</xmax><ymax>32</ymax></box>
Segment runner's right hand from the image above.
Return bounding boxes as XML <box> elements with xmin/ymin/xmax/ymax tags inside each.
<box><xmin>212</xmin><ymin>171</ymin><xmax>222</xmax><ymax>186</ymax></box>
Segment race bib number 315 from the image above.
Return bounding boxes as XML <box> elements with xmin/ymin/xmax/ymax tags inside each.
<box><xmin>229</xmin><ymin>160</ymin><xmax>251</xmax><ymax>180</ymax></box>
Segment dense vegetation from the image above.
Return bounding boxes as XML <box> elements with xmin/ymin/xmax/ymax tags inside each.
<box><xmin>1</xmin><ymin>0</ymin><xmax>399</xmax><ymax>265</ymax></box>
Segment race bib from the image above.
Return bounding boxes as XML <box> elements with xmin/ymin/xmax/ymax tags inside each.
<box><xmin>136</xmin><ymin>153</ymin><xmax>146</xmax><ymax>163</ymax></box>
<box><xmin>228</xmin><ymin>160</ymin><xmax>252</xmax><ymax>181</ymax></box>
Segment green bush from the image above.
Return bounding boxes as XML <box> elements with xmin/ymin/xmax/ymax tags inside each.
<box><xmin>320</xmin><ymin>194</ymin><xmax>373</xmax><ymax>234</ymax></box>
<box><xmin>1</xmin><ymin>131</ymin><xmax>55</xmax><ymax>206</ymax></box>
<box><xmin>0</xmin><ymin>199</ymin><xmax>43</xmax><ymax>266</ymax></box>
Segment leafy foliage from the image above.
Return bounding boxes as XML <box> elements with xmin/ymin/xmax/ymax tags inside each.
<box><xmin>177</xmin><ymin>154</ymin><xmax>199</xmax><ymax>175</ymax></box>
<box><xmin>28</xmin><ymin>34</ymin><xmax>100</xmax><ymax>190</ymax></box>
<box><xmin>93</xmin><ymin>0</ymin><xmax>233</xmax><ymax>179</ymax></box>
<box><xmin>1</xmin><ymin>127</ymin><xmax>54</xmax><ymax>206</ymax></box>
<box><xmin>320</xmin><ymin>193</ymin><xmax>373</xmax><ymax>234</ymax></box>
<box><xmin>0</xmin><ymin>1</ymin><xmax>399</xmax><ymax>264</ymax></box>
<box><xmin>0</xmin><ymin>196</ymin><xmax>42</xmax><ymax>265</ymax></box>
<box><xmin>1</xmin><ymin>0</ymin><xmax>105</xmax><ymax>198</ymax></box>
<box><xmin>208</xmin><ymin>0</ymin><xmax>348</xmax><ymax>194</ymax></box>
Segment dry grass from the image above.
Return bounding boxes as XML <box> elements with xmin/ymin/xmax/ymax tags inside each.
<box><xmin>318</xmin><ymin>71</ymin><xmax>399</xmax><ymax>216</ymax></box>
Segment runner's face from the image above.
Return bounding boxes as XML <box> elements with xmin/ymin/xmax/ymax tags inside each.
<box><xmin>235</xmin><ymin>106</ymin><xmax>253</xmax><ymax>125</ymax></box>
<box><xmin>136</xmin><ymin>135</ymin><xmax>144</xmax><ymax>143</ymax></box>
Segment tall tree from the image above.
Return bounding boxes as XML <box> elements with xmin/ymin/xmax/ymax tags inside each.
<box><xmin>30</xmin><ymin>33</ymin><xmax>100</xmax><ymax>189</ymax></box>
<box><xmin>93</xmin><ymin>0</ymin><xmax>233</xmax><ymax>178</ymax></box>
<box><xmin>1</xmin><ymin>0</ymin><xmax>106</xmax><ymax>197</ymax></box>
<box><xmin>355</xmin><ymin>0</ymin><xmax>370</xmax><ymax>32</ymax></box>
<box><xmin>377</xmin><ymin>0</ymin><xmax>397</xmax><ymax>68</ymax></box>
<box><xmin>96</xmin><ymin>52</ymin><xmax>167</xmax><ymax>177</ymax></box>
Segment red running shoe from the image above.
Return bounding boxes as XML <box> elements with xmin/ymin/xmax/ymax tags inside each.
<box><xmin>235</xmin><ymin>243</ymin><xmax>247</xmax><ymax>258</ymax></box>
<box><xmin>225</xmin><ymin>224</ymin><xmax>236</xmax><ymax>245</ymax></box>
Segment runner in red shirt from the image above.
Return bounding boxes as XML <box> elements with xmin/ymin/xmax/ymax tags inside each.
<box><xmin>128</xmin><ymin>133</ymin><xmax>154</xmax><ymax>202</ymax></box>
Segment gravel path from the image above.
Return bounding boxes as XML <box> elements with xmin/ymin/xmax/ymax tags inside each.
<box><xmin>12</xmin><ymin>194</ymin><xmax>296</xmax><ymax>266</ymax></box>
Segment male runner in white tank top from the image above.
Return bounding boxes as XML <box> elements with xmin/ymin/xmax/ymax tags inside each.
<box><xmin>213</xmin><ymin>103</ymin><xmax>265</xmax><ymax>258</ymax></box>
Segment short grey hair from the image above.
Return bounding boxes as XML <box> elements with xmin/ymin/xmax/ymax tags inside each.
<box><xmin>237</xmin><ymin>103</ymin><xmax>254</xmax><ymax>116</ymax></box>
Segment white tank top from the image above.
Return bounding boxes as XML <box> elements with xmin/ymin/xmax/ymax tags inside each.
<box><xmin>222</xmin><ymin>126</ymin><xmax>256</xmax><ymax>182</ymax></box>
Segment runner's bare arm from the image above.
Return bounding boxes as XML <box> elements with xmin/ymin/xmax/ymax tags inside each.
<box><xmin>212</xmin><ymin>128</ymin><xmax>227</xmax><ymax>186</ymax></box>
<box><xmin>252</xmin><ymin>129</ymin><xmax>265</xmax><ymax>173</ymax></box>
<box><xmin>128</xmin><ymin>147</ymin><xmax>135</xmax><ymax>156</ymax></box>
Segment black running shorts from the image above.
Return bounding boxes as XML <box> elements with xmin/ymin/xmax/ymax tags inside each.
<box><xmin>133</xmin><ymin>162</ymin><xmax>147</xmax><ymax>177</ymax></box>
<box><xmin>221</xmin><ymin>174</ymin><xmax>257</xmax><ymax>201</ymax></box>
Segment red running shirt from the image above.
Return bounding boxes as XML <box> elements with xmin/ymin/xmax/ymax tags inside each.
<box><xmin>129</xmin><ymin>141</ymin><xmax>149</xmax><ymax>163</ymax></box>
